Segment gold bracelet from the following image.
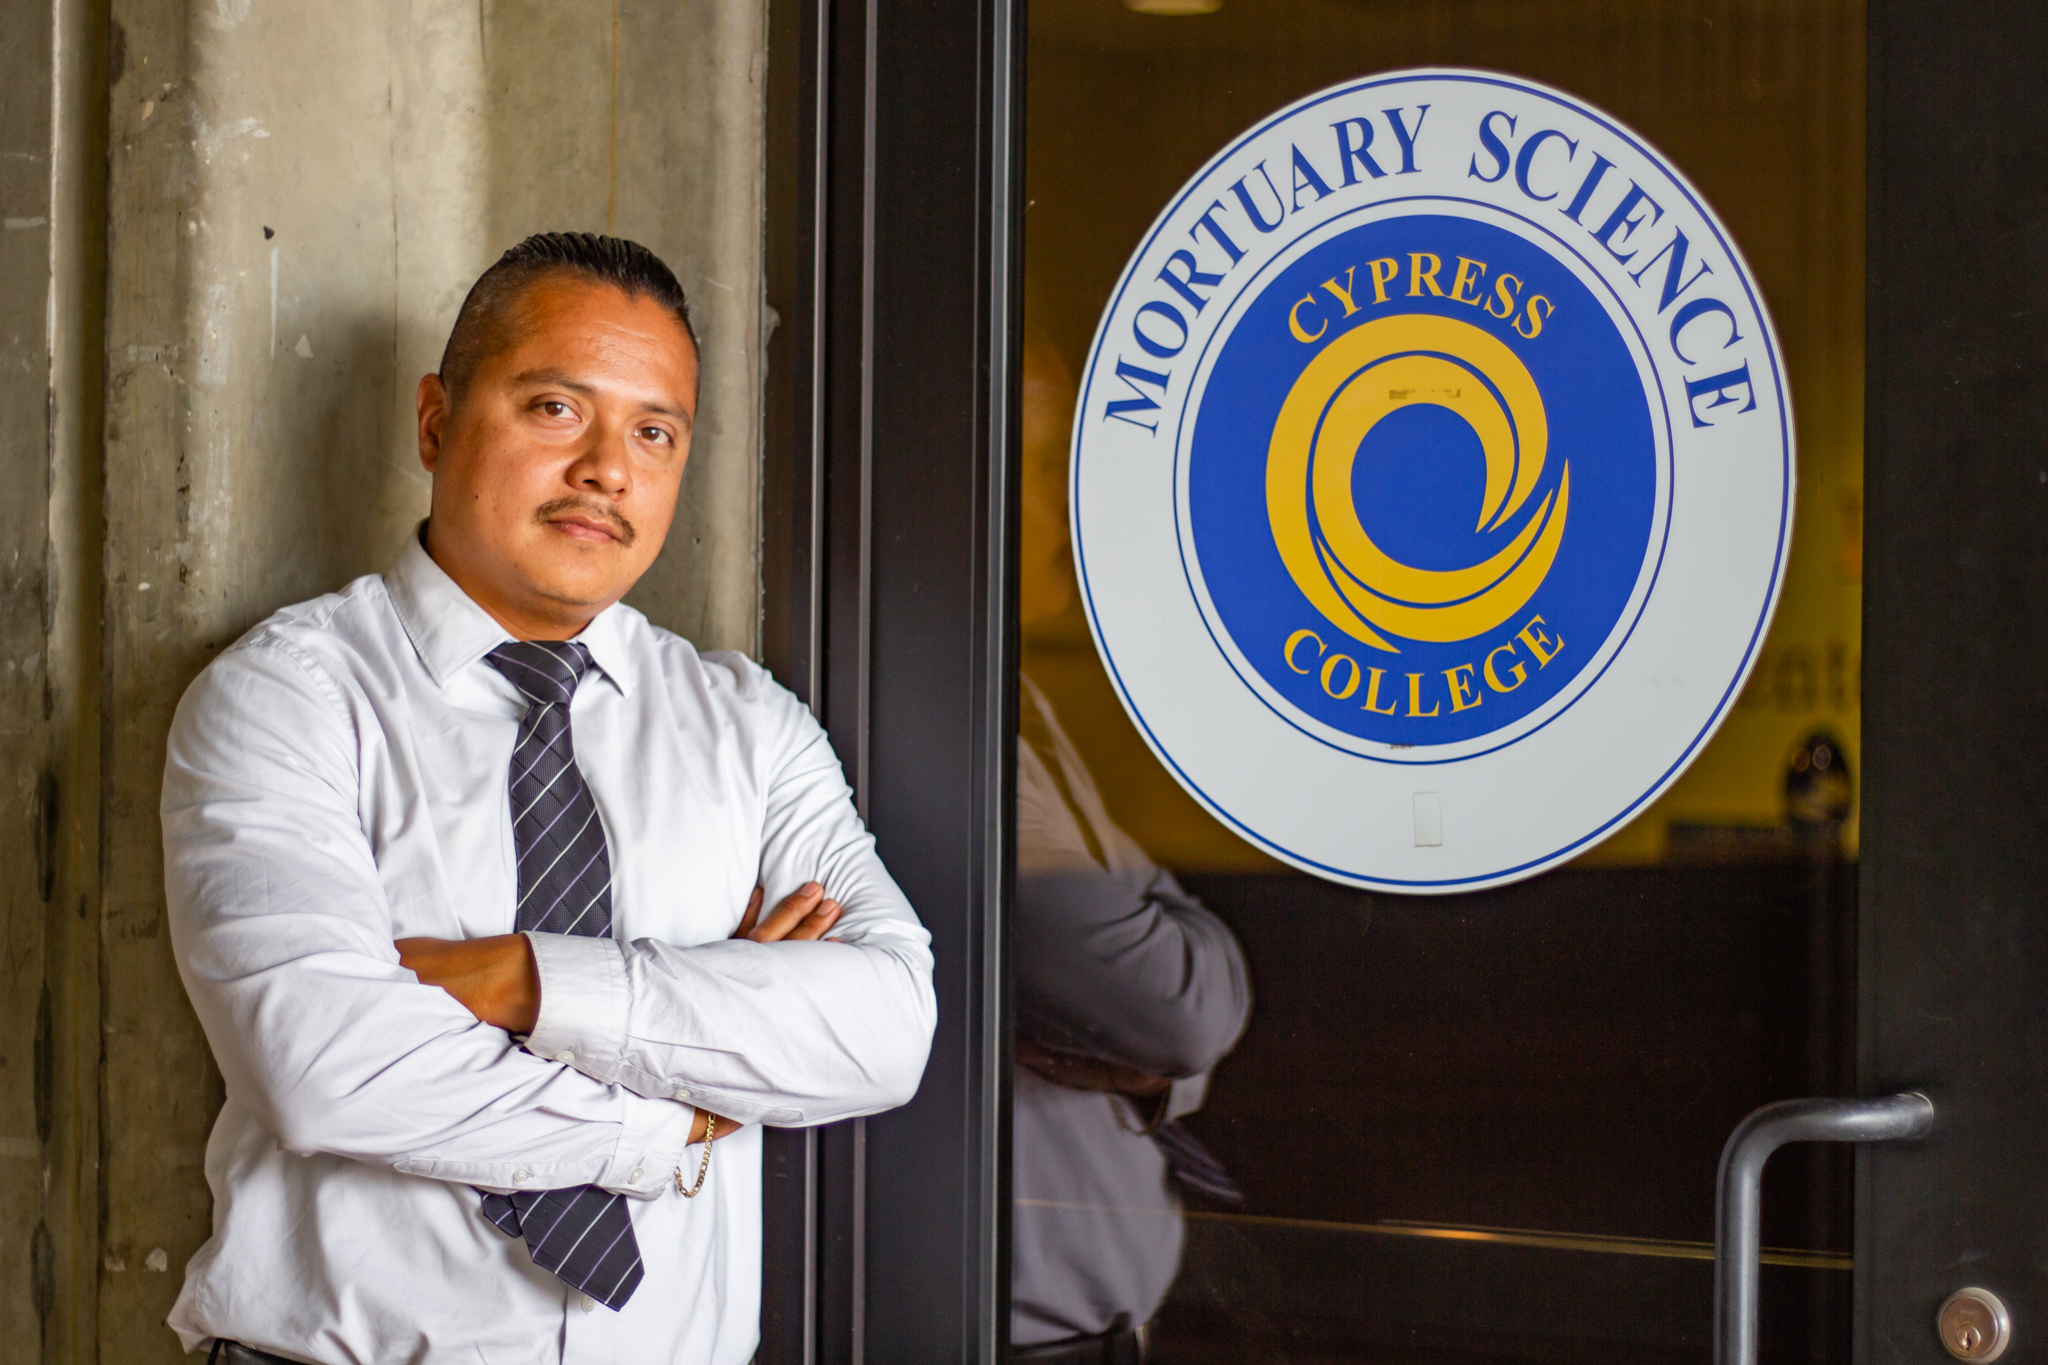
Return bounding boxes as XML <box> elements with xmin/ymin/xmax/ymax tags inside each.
<box><xmin>676</xmin><ymin>1112</ymin><xmax>718</xmax><ymax>1198</ymax></box>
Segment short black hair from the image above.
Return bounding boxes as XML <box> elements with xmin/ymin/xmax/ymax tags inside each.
<box><xmin>437</xmin><ymin>232</ymin><xmax>698</xmax><ymax>406</ymax></box>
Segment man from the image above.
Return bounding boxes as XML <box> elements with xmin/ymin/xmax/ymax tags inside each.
<box><xmin>1009</xmin><ymin>332</ymin><xmax>1251</xmax><ymax>1362</ymax></box>
<box><xmin>1010</xmin><ymin>676</ymin><xmax>1251</xmax><ymax>1362</ymax></box>
<box><xmin>163</xmin><ymin>233</ymin><xmax>935</xmax><ymax>1364</ymax></box>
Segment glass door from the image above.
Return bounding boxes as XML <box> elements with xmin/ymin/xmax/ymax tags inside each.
<box><xmin>759</xmin><ymin>3</ymin><xmax>2045</xmax><ymax>1360</ymax></box>
<box><xmin>1012</xmin><ymin>4</ymin><xmax>1864</xmax><ymax>1360</ymax></box>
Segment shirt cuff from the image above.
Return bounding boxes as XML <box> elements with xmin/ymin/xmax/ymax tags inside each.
<box><xmin>1167</xmin><ymin>1071</ymin><xmax>1211</xmax><ymax>1122</ymax></box>
<box><xmin>523</xmin><ymin>932</ymin><xmax>629</xmax><ymax>1084</ymax></box>
<box><xmin>600</xmin><ymin>1092</ymin><xmax>698</xmax><ymax>1199</ymax></box>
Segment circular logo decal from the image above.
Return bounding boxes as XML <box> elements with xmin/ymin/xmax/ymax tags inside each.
<box><xmin>1072</xmin><ymin>70</ymin><xmax>1792</xmax><ymax>892</ymax></box>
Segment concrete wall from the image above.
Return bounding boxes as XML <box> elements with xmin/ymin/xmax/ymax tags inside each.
<box><xmin>3</xmin><ymin>1</ymin><xmax>109</xmax><ymax>1359</ymax></box>
<box><xmin>4</xmin><ymin>0</ymin><xmax>768</xmax><ymax>1357</ymax></box>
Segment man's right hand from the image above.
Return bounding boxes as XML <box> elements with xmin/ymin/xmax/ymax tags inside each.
<box><xmin>733</xmin><ymin>881</ymin><xmax>843</xmax><ymax>942</ymax></box>
<box><xmin>1015</xmin><ymin>1036</ymin><xmax>1171</xmax><ymax>1100</ymax></box>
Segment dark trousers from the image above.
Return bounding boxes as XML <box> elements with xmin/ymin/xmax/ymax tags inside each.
<box><xmin>1012</xmin><ymin>1321</ymin><xmax>1148</xmax><ymax>1365</ymax></box>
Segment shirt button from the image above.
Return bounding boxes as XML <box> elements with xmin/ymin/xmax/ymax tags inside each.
<box><xmin>672</xmin><ymin>1087</ymin><xmax>692</xmax><ymax>1101</ymax></box>
<box><xmin>555</xmin><ymin>1050</ymin><xmax>577</xmax><ymax>1065</ymax></box>
<box><xmin>580</xmin><ymin>1294</ymin><xmax>596</xmax><ymax>1314</ymax></box>
<box><xmin>513</xmin><ymin>1168</ymin><xmax>531</xmax><ymax>1185</ymax></box>
<box><xmin>629</xmin><ymin>1166</ymin><xmax>644</xmax><ymax>1183</ymax></box>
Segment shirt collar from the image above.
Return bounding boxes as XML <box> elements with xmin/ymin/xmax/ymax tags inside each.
<box><xmin>568</xmin><ymin>601</ymin><xmax>635</xmax><ymax>696</ymax></box>
<box><xmin>385</xmin><ymin>524</ymin><xmax>637</xmax><ymax>697</ymax></box>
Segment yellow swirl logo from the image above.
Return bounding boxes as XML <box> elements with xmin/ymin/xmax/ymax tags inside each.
<box><xmin>1266</xmin><ymin>313</ymin><xmax>1569</xmax><ymax>654</ymax></box>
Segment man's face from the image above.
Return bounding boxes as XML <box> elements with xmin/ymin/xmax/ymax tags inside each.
<box><xmin>417</xmin><ymin>275</ymin><xmax>699</xmax><ymax>639</ymax></box>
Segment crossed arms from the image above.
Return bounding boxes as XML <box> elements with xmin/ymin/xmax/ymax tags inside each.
<box><xmin>164</xmin><ymin>634</ymin><xmax>935</xmax><ymax>1198</ymax></box>
<box><xmin>397</xmin><ymin>882</ymin><xmax>849</xmax><ymax>1142</ymax></box>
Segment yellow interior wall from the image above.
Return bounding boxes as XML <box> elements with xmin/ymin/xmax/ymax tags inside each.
<box><xmin>1021</xmin><ymin>0</ymin><xmax>1865</xmax><ymax>870</ymax></box>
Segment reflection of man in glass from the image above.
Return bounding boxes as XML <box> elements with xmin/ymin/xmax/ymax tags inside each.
<box><xmin>1012</xmin><ymin>333</ymin><xmax>1252</xmax><ymax>1362</ymax></box>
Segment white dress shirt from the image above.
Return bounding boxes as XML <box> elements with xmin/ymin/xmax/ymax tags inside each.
<box><xmin>1010</xmin><ymin>677</ymin><xmax>1250</xmax><ymax>1346</ymax></box>
<box><xmin>163</xmin><ymin>533</ymin><xmax>935</xmax><ymax>1365</ymax></box>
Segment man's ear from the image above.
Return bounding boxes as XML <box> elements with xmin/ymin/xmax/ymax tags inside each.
<box><xmin>417</xmin><ymin>373</ymin><xmax>451</xmax><ymax>473</ymax></box>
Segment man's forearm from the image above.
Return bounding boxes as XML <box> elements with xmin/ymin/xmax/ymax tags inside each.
<box><xmin>400</xmin><ymin>932</ymin><xmax>731</xmax><ymax>1144</ymax></box>
<box><xmin>511</xmin><ymin>929</ymin><xmax>934</xmax><ymax>1126</ymax></box>
<box><xmin>177</xmin><ymin>942</ymin><xmax>700</xmax><ymax>1193</ymax></box>
<box><xmin>398</xmin><ymin>933</ymin><xmax>541</xmax><ymax>1032</ymax></box>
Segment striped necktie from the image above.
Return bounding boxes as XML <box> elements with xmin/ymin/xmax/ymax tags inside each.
<box><xmin>475</xmin><ymin>640</ymin><xmax>645</xmax><ymax>1310</ymax></box>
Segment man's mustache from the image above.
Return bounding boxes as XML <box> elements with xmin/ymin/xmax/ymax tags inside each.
<box><xmin>535</xmin><ymin>497</ymin><xmax>636</xmax><ymax>547</ymax></box>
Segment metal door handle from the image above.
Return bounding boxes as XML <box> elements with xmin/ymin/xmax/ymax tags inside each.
<box><xmin>1714</xmin><ymin>1092</ymin><xmax>1934</xmax><ymax>1365</ymax></box>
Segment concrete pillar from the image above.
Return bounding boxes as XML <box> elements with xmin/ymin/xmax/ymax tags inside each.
<box><xmin>1</xmin><ymin>1</ymin><xmax>108</xmax><ymax>1360</ymax></box>
<box><xmin>4</xmin><ymin>0</ymin><xmax>767</xmax><ymax>1357</ymax></box>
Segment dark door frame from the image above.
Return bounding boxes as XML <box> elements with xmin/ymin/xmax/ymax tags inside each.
<box><xmin>762</xmin><ymin>0</ymin><xmax>1022</xmax><ymax>1361</ymax></box>
<box><xmin>1860</xmin><ymin>1</ymin><xmax>2048</xmax><ymax>1358</ymax></box>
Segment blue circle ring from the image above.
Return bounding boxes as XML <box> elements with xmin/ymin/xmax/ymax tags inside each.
<box><xmin>1070</xmin><ymin>70</ymin><xmax>1793</xmax><ymax>889</ymax></box>
<box><xmin>1168</xmin><ymin>194</ymin><xmax>1674</xmax><ymax>764</ymax></box>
